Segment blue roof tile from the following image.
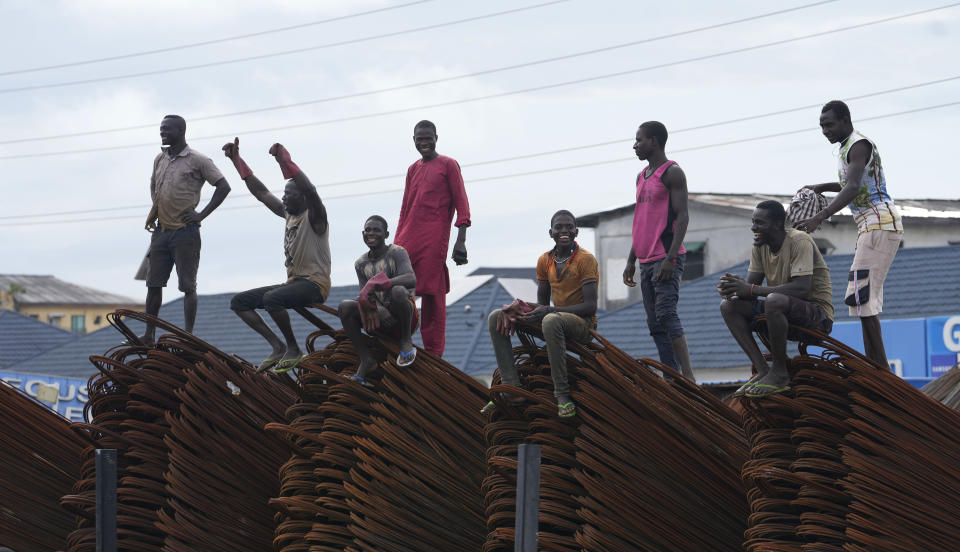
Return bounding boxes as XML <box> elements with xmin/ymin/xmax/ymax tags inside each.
<box><xmin>597</xmin><ymin>244</ymin><xmax>960</xmax><ymax>373</ymax></box>
<box><xmin>0</xmin><ymin>310</ymin><xmax>77</xmax><ymax>369</ymax></box>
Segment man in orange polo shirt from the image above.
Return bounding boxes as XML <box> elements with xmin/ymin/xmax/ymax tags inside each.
<box><xmin>483</xmin><ymin>210</ymin><xmax>598</xmax><ymax>418</ymax></box>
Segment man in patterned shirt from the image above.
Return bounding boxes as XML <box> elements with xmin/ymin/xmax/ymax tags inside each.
<box><xmin>795</xmin><ymin>100</ymin><xmax>903</xmax><ymax>369</ymax></box>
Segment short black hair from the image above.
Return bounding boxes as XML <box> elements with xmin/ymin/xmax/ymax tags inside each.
<box><xmin>756</xmin><ymin>200</ymin><xmax>786</xmax><ymax>229</ymax></box>
<box><xmin>414</xmin><ymin>120</ymin><xmax>437</xmax><ymax>134</ymax></box>
<box><xmin>551</xmin><ymin>209</ymin><xmax>576</xmax><ymax>226</ymax></box>
<box><xmin>365</xmin><ymin>215</ymin><xmax>388</xmax><ymax>231</ymax></box>
<box><xmin>162</xmin><ymin>114</ymin><xmax>186</xmax><ymax>132</ymax></box>
<box><xmin>640</xmin><ymin>121</ymin><xmax>668</xmax><ymax>148</ymax></box>
<box><xmin>821</xmin><ymin>100</ymin><xmax>850</xmax><ymax>121</ymax></box>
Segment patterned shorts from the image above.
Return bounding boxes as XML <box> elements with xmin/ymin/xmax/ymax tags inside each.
<box><xmin>846</xmin><ymin>230</ymin><xmax>902</xmax><ymax>317</ymax></box>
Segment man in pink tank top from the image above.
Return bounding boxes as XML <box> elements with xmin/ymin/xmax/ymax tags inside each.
<box><xmin>623</xmin><ymin>121</ymin><xmax>694</xmax><ymax>381</ymax></box>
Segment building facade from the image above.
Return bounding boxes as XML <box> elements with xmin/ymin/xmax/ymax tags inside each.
<box><xmin>0</xmin><ymin>274</ymin><xmax>142</xmax><ymax>334</ymax></box>
<box><xmin>579</xmin><ymin>194</ymin><xmax>960</xmax><ymax>312</ymax></box>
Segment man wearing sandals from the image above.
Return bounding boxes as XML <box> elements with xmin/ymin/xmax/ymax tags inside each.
<box><xmin>222</xmin><ymin>138</ymin><xmax>331</xmax><ymax>373</ymax></box>
<box><xmin>718</xmin><ymin>200</ymin><xmax>833</xmax><ymax>398</ymax></box>
<box><xmin>483</xmin><ymin>210</ymin><xmax>598</xmax><ymax>417</ymax></box>
<box><xmin>339</xmin><ymin>216</ymin><xmax>419</xmax><ymax>386</ymax></box>
<box><xmin>794</xmin><ymin>100</ymin><xmax>903</xmax><ymax>370</ymax></box>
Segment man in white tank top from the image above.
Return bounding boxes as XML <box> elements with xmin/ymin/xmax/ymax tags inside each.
<box><xmin>222</xmin><ymin>138</ymin><xmax>331</xmax><ymax>373</ymax></box>
<box><xmin>794</xmin><ymin>101</ymin><xmax>902</xmax><ymax>370</ymax></box>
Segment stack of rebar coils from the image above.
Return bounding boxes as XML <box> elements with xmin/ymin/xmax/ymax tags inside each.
<box><xmin>482</xmin><ymin>328</ymin><xmax>751</xmax><ymax>551</ymax></box>
<box><xmin>738</xmin><ymin>327</ymin><xmax>960</xmax><ymax>551</ymax></box>
<box><xmin>61</xmin><ymin>310</ymin><xmax>298</xmax><ymax>552</ymax></box>
<box><xmin>922</xmin><ymin>362</ymin><xmax>960</xmax><ymax>409</ymax></box>
<box><xmin>0</xmin><ymin>380</ymin><xmax>85</xmax><ymax>551</ymax></box>
<box><xmin>266</xmin><ymin>313</ymin><xmax>491</xmax><ymax>552</ymax></box>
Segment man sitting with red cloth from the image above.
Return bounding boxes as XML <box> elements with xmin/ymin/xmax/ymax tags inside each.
<box><xmin>393</xmin><ymin>120</ymin><xmax>471</xmax><ymax>357</ymax></box>
<box><xmin>339</xmin><ymin>216</ymin><xmax>418</xmax><ymax>386</ymax></box>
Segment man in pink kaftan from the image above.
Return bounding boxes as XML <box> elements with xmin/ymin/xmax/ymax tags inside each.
<box><xmin>394</xmin><ymin>120</ymin><xmax>471</xmax><ymax>356</ymax></box>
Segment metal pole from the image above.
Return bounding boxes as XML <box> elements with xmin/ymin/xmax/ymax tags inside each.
<box><xmin>515</xmin><ymin>443</ymin><xmax>541</xmax><ymax>552</ymax></box>
<box><xmin>96</xmin><ymin>449</ymin><xmax>117</xmax><ymax>552</ymax></box>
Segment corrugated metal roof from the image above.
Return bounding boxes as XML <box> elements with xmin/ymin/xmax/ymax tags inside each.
<box><xmin>0</xmin><ymin>274</ymin><xmax>141</xmax><ymax>306</ymax></box>
<box><xmin>597</xmin><ymin>244</ymin><xmax>960</xmax><ymax>375</ymax></box>
<box><xmin>14</xmin><ymin>244</ymin><xmax>960</xmax><ymax>382</ymax></box>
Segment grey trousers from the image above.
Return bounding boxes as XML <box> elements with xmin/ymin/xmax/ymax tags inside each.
<box><xmin>487</xmin><ymin>310</ymin><xmax>593</xmax><ymax>398</ymax></box>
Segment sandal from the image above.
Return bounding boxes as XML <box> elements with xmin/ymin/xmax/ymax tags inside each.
<box><xmin>275</xmin><ymin>354</ymin><xmax>307</xmax><ymax>373</ymax></box>
<box><xmin>745</xmin><ymin>383</ymin><xmax>791</xmax><ymax>399</ymax></box>
<box><xmin>349</xmin><ymin>374</ymin><xmax>375</xmax><ymax>388</ymax></box>
<box><xmin>256</xmin><ymin>356</ymin><xmax>281</xmax><ymax>373</ymax></box>
<box><xmin>557</xmin><ymin>401</ymin><xmax>577</xmax><ymax>418</ymax></box>
<box><xmin>731</xmin><ymin>375</ymin><xmax>761</xmax><ymax>398</ymax></box>
<box><xmin>396</xmin><ymin>348</ymin><xmax>417</xmax><ymax>367</ymax></box>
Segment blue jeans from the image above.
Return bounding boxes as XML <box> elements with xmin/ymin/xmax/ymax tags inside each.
<box><xmin>639</xmin><ymin>254</ymin><xmax>685</xmax><ymax>370</ymax></box>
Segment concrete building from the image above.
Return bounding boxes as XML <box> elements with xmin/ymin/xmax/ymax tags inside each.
<box><xmin>0</xmin><ymin>274</ymin><xmax>142</xmax><ymax>334</ymax></box>
<box><xmin>578</xmin><ymin>194</ymin><xmax>960</xmax><ymax>311</ymax></box>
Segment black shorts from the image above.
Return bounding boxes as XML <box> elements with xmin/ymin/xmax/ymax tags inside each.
<box><xmin>147</xmin><ymin>224</ymin><xmax>201</xmax><ymax>293</ymax></box>
<box><xmin>753</xmin><ymin>296</ymin><xmax>833</xmax><ymax>335</ymax></box>
<box><xmin>230</xmin><ymin>278</ymin><xmax>325</xmax><ymax>313</ymax></box>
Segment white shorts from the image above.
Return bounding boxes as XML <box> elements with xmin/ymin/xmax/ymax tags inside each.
<box><xmin>845</xmin><ymin>230</ymin><xmax>901</xmax><ymax>317</ymax></box>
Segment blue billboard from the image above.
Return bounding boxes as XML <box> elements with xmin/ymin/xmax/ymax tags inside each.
<box><xmin>0</xmin><ymin>370</ymin><xmax>88</xmax><ymax>422</ymax></box>
<box><xmin>927</xmin><ymin>316</ymin><xmax>960</xmax><ymax>377</ymax></box>
<box><xmin>808</xmin><ymin>315</ymin><xmax>960</xmax><ymax>382</ymax></box>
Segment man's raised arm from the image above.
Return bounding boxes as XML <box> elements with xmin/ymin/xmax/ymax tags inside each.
<box><xmin>270</xmin><ymin>143</ymin><xmax>328</xmax><ymax>235</ymax></box>
<box><xmin>222</xmin><ymin>137</ymin><xmax>284</xmax><ymax>218</ymax></box>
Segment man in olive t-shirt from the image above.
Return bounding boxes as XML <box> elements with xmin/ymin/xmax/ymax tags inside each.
<box><xmin>718</xmin><ymin>200</ymin><xmax>833</xmax><ymax>399</ymax></box>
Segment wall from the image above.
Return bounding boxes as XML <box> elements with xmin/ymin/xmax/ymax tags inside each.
<box><xmin>15</xmin><ymin>304</ymin><xmax>141</xmax><ymax>333</ymax></box>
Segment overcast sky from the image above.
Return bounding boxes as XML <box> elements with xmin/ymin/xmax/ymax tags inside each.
<box><xmin>1</xmin><ymin>0</ymin><xmax>957</xmax><ymax>303</ymax></box>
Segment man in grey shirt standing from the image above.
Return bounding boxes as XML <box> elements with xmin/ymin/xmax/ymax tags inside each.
<box><xmin>139</xmin><ymin>114</ymin><xmax>230</xmax><ymax>346</ymax></box>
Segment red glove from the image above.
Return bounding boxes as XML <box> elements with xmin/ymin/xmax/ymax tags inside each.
<box><xmin>496</xmin><ymin>299</ymin><xmax>535</xmax><ymax>336</ymax></box>
<box><xmin>222</xmin><ymin>137</ymin><xmax>253</xmax><ymax>179</ymax></box>
<box><xmin>269</xmin><ymin>143</ymin><xmax>301</xmax><ymax>179</ymax></box>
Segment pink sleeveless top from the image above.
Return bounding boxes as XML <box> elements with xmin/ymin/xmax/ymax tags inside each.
<box><xmin>632</xmin><ymin>160</ymin><xmax>686</xmax><ymax>264</ymax></box>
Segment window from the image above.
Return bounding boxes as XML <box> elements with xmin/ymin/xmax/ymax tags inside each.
<box><xmin>29</xmin><ymin>314</ymin><xmax>39</xmax><ymax>320</ymax></box>
<box><xmin>683</xmin><ymin>241</ymin><xmax>705</xmax><ymax>281</ymax></box>
<box><xmin>813</xmin><ymin>238</ymin><xmax>835</xmax><ymax>256</ymax></box>
<box><xmin>71</xmin><ymin>314</ymin><xmax>86</xmax><ymax>333</ymax></box>
<box><xmin>47</xmin><ymin>313</ymin><xmax>64</xmax><ymax>327</ymax></box>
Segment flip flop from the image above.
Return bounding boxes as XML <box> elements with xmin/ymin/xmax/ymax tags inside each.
<box><xmin>275</xmin><ymin>354</ymin><xmax>307</xmax><ymax>373</ymax></box>
<box><xmin>256</xmin><ymin>356</ymin><xmax>281</xmax><ymax>373</ymax></box>
<box><xmin>745</xmin><ymin>383</ymin><xmax>791</xmax><ymax>399</ymax></box>
<box><xmin>731</xmin><ymin>376</ymin><xmax>761</xmax><ymax>398</ymax></box>
<box><xmin>396</xmin><ymin>348</ymin><xmax>417</xmax><ymax>367</ymax></box>
<box><xmin>349</xmin><ymin>374</ymin><xmax>375</xmax><ymax>388</ymax></box>
<box><xmin>480</xmin><ymin>393</ymin><xmax>525</xmax><ymax>415</ymax></box>
<box><xmin>557</xmin><ymin>402</ymin><xmax>577</xmax><ymax>418</ymax></box>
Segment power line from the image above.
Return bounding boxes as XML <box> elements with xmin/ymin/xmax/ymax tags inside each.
<box><xmin>2</xmin><ymin>99</ymin><xmax>956</xmax><ymax>228</ymax></box>
<box><xmin>0</xmin><ymin>0</ymin><xmax>838</xmax><ymax>144</ymax></box>
<box><xmin>0</xmin><ymin>0</ymin><xmax>570</xmax><ymax>94</ymax></box>
<box><xmin>0</xmin><ymin>0</ymin><xmax>434</xmax><ymax>77</ymax></box>
<box><xmin>1</xmin><ymin>3</ymin><xmax>954</xmax><ymax>161</ymax></box>
<box><xmin>0</xmin><ymin>75</ymin><xmax>955</xmax><ymax>221</ymax></box>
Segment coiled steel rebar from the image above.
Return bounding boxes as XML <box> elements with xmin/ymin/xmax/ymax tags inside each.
<box><xmin>738</xmin><ymin>322</ymin><xmax>960</xmax><ymax>552</ymax></box>
<box><xmin>0</xmin><ymin>381</ymin><xmax>85</xmax><ymax>551</ymax></box>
